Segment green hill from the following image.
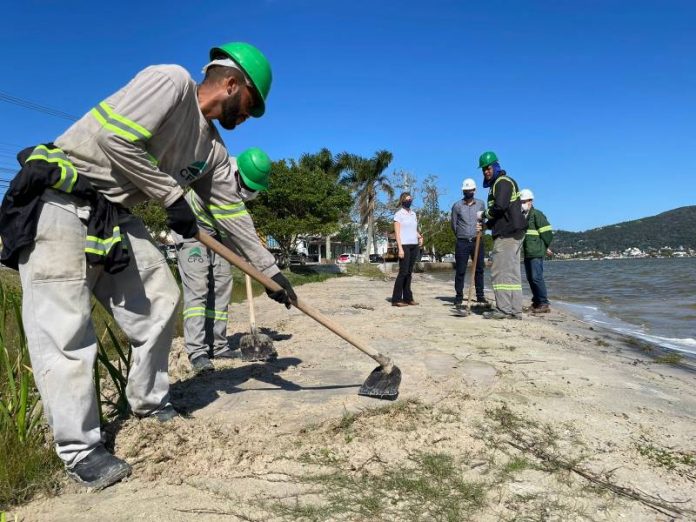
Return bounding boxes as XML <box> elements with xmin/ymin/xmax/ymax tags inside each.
<box><xmin>553</xmin><ymin>206</ymin><xmax>696</xmax><ymax>254</ymax></box>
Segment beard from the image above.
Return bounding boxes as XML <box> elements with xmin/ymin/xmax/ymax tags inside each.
<box><xmin>219</xmin><ymin>91</ymin><xmax>244</xmax><ymax>130</ymax></box>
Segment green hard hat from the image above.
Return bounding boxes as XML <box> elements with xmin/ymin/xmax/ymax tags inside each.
<box><xmin>237</xmin><ymin>147</ymin><xmax>271</xmax><ymax>192</ymax></box>
<box><xmin>210</xmin><ymin>42</ymin><xmax>272</xmax><ymax>118</ymax></box>
<box><xmin>478</xmin><ymin>151</ymin><xmax>499</xmax><ymax>169</ymax></box>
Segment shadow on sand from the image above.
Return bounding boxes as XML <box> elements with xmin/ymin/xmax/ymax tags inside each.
<box><xmin>170</xmin><ymin>357</ymin><xmax>362</xmax><ymax>414</ymax></box>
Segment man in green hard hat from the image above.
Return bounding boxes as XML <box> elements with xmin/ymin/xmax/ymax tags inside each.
<box><xmin>478</xmin><ymin>151</ymin><xmax>527</xmax><ymax>319</ymax></box>
<box><xmin>0</xmin><ymin>42</ymin><xmax>295</xmax><ymax>489</ymax></box>
<box><xmin>172</xmin><ymin>148</ymin><xmax>273</xmax><ymax>373</ymax></box>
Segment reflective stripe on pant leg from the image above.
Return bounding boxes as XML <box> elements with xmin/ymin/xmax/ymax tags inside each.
<box><xmin>491</xmin><ymin>237</ymin><xmax>524</xmax><ymax>314</ymax></box>
<box><xmin>210</xmin><ymin>252</ymin><xmax>233</xmax><ymax>355</ymax></box>
<box><xmin>177</xmin><ymin>240</ymin><xmax>213</xmax><ymax>360</ymax></box>
<box><xmin>18</xmin><ymin>198</ymin><xmax>101</xmax><ymax>467</ymax></box>
<box><xmin>92</xmin><ymin>214</ymin><xmax>179</xmax><ymax>416</ymax></box>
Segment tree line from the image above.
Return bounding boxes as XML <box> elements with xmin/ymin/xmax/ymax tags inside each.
<box><xmin>133</xmin><ymin>148</ymin><xmax>485</xmax><ymax>260</ymax></box>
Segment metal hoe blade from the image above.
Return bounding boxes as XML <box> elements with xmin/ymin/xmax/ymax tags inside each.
<box><xmin>358</xmin><ymin>365</ymin><xmax>402</xmax><ymax>400</ymax></box>
<box><xmin>239</xmin><ymin>333</ymin><xmax>277</xmax><ymax>362</ymax></box>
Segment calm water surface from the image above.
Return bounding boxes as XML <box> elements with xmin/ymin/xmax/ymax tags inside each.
<box><xmin>431</xmin><ymin>258</ymin><xmax>696</xmax><ymax>355</ymax></box>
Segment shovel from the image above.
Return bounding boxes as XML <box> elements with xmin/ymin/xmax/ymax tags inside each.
<box><xmin>196</xmin><ymin>232</ymin><xmax>401</xmax><ymax>400</ymax></box>
<box><xmin>239</xmin><ymin>274</ymin><xmax>277</xmax><ymax>362</ymax></box>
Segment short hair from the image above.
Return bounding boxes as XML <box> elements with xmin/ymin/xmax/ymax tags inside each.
<box><xmin>397</xmin><ymin>192</ymin><xmax>412</xmax><ymax>208</ymax></box>
<box><xmin>202</xmin><ymin>65</ymin><xmax>246</xmax><ymax>86</ymax></box>
<box><xmin>202</xmin><ymin>65</ymin><xmax>260</xmax><ymax>107</ymax></box>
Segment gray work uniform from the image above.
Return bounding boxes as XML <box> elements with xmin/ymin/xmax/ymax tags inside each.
<box><xmin>172</xmin><ymin>181</ymin><xmax>249</xmax><ymax>361</ymax></box>
<box><xmin>20</xmin><ymin>65</ymin><xmax>278</xmax><ymax>468</ymax></box>
<box><xmin>490</xmin><ymin>236</ymin><xmax>524</xmax><ymax>314</ymax></box>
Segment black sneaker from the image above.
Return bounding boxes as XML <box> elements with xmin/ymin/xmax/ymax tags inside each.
<box><xmin>150</xmin><ymin>404</ymin><xmax>179</xmax><ymax>422</ymax></box>
<box><xmin>191</xmin><ymin>355</ymin><xmax>214</xmax><ymax>373</ymax></box>
<box><xmin>66</xmin><ymin>446</ymin><xmax>131</xmax><ymax>490</ymax></box>
<box><xmin>476</xmin><ymin>297</ymin><xmax>490</xmax><ymax>305</ymax></box>
<box><xmin>213</xmin><ymin>349</ymin><xmax>237</xmax><ymax>359</ymax></box>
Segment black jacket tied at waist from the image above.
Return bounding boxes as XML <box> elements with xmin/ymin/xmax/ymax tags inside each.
<box><xmin>0</xmin><ymin>143</ymin><xmax>130</xmax><ymax>273</ymax></box>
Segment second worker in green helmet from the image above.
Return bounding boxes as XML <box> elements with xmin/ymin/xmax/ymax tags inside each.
<box><xmin>0</xmin><ymin>41</ymin><xmax>296</xmax><ymax>490</ymax></box>
<box><xmin>172</xmin><ymin>148</ymin><xmax>274</xmax><ymax>373</ymax></box>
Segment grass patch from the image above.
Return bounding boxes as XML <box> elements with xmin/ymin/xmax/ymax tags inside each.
<box><xmin>502</xmin><ymin>456</ymin><xmax>530</xmax><ymax>474</ymax></box>
<box><xmin>229</xmin><ymin>267</ymin><xmax>337</xmax><ymax>304</ymax></box>
<box><xmin>341</xmin><ymin>262</ymin><xmax>386</xmax><ymax>279</ymax></box>
<box><xmin>636</xmin><ymin>441</ymin><xmax>695</xmax><ymax>471</ymax></box>
<box><xmin>654</xmin><ymin>352</ymin><xmax>684</xmax><ymax>365</ymax></box>
<box><xmin>269</xmin><ymin>451</ymin><xmax>487</xmax><ymax>521</ymax></box>
<box><xmin>0</xmin><ymin>429</ymin><xmax>61</xmax><ymax>508</ymax></box>
<box><xmin>0</xmin><ymin>281</ymin><xmax>61</xmax><ymax>508</ymax></box>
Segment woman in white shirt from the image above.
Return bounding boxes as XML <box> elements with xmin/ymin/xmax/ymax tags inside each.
<box><xmin>391</xmin><ymin>192</ymin><xmax>423</xmax><ymax>306</ymax></box>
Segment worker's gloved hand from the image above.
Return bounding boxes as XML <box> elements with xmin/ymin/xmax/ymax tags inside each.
<box><xmin>166</xmin><ymin>196</ymin><xmax>198</xmax><ymax>239</ymax></box>
<box><xmin>266</xmin><ymin>272</ymin><xmax>297</xmax><ymax>309</ymax></box>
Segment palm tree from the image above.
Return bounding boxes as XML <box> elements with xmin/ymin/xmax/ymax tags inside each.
<box><xmin>339</xmin><ymin>150</ymin><xmax>394</xmax><ymax>256</ymax></box>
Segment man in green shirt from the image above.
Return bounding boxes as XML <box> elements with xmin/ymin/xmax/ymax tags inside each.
<box><xmin>520</xmin><ymin>189</ymin><xmax>553</xmax><ymax>313</ymax></box>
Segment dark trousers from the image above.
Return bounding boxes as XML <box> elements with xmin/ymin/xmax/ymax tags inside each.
<box><xmin>524</xmin><ymin>257</ymin><xmax>549</xmax><ymax>305</ymax></box>
<box><xmin>391</xmin><ymin>244</ymin><xmax>419</xmax><ymax>303</ymax></box>
<box><xmin>454</xmin><ymin>237</ymin><xmax>485</xmax><ymax>301</ymax></box>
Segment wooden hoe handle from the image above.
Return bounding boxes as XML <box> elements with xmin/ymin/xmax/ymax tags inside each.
<box><xmin>196</xmin><ymin>232</ymin><xmax>393</xmax><ymax>369</ymax></box>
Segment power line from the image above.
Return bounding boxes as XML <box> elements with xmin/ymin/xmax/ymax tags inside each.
<box><xmin>0</xmin><ymin>90</ymin><xmax>79</xmax><ymax>121</ymax></box>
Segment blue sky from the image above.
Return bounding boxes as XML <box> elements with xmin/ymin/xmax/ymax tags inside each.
<box><xmin>0</xmin><ymin>0</ymin><xmax>694</xmax><ymax>231</ymax></box>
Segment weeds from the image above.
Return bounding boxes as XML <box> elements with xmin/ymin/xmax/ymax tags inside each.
<box><xmin>341</xmin><ymin>262</ymin><xmax>385</xmax><ymax>279</ymax></box>
<box><xmin>94</xmin><ymin>321</ymin><xmax>133</xmax><ymax>419</ymax></box>
<box><xmin>0</xmin><ymin>288</ymin><xmax>42</xmax><ymax>444</ymax></box>
<box><xmin>636</xmin><ymin>441</ymin><xmax>695</xmax><ymax>471</ymax></box>
<box><xmin>270</xmin><ymin>451</ymin><xmax>486</xmax><ymax>521</ymax></box>
<box><xmin>654</xmin><ymin>352</ymin><xmax>684</xmax><ymax>365</ymax></box>
<box><xmin>0</xmin><ymin>283</ymin><xmax>61</xmax><ymax>507</ymax></box>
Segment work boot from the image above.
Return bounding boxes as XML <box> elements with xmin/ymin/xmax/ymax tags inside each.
<box><xmin>66</xmin><ymin>446</ymin><xmax>131</xmax><ymax>490</ymax></box>
<box><xmin>214</xmin><ymin>349</ymin><xmax>237</xmax><ymax>359</ymax></box>
<box><xmin>483</xmin><ymin>310</ymin><xmax>521</xmax><ymax>320</ymax></box>
<box><xmin>476</xmin><ymin>297</ymin><xmax>490</xmax><ymax>305</ymax></box>
<box><xmin>191</xmin><ymin>355</ymin><xmax>214</xmax><ymax>374</ymax></box>
<box><xmin>532</xmin><ymin>304</ymin><xmax>550</xmax><ymax>314</ymax></box>
<box><xmin>150</xmin><ymin>404</ymin><xmax>179</xmax><ymax>422</ymax></box>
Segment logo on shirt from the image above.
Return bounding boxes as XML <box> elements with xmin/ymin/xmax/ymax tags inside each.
<box><xmin>180</xmin><ymin>161</ymin><xmax>208</xmax><ymax>182</ymax></box>
<box><xmin>187</xmin><ymin>246</ymin><xmax>206</xmax><ymax>263</ymax></box>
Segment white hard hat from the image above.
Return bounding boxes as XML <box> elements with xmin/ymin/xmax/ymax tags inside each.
<box><xmin>520</xmin><ymin>189</ymin><xmax>534</xmax><ymax>201</ymax></box>
<box><xmin>462</xmin><ymin>178</ymin><xmax>476</xmax><ymax>190</ymax></box>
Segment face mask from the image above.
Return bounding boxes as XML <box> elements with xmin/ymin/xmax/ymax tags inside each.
<box><xmin>521</xmin><ymin>202</ymin><xmax>531</xmax><ymax>212</ymax></box>
<box><xmin>402</xmin><ymin>200</ymin><xmax>412</xmax><ymax>209</ymax></box>
<box><xmin>463</xmin><ymin>191</ymin><xmax>474</xmax><ymax>200</ymax></box>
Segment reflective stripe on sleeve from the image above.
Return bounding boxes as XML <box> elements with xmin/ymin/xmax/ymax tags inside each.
<box><xmin>26</xmin><ymin>145</ymin><xmax>78</xmax><ymax>193</ymax></box>
<box><xmin>90</xmin><ymin>101</ymin><xmax>152</xmax><ymax>142</ymax></box>
<box><xmin>538</xmin><ymin>225</ymin><xmax>552</xmax><ymax>233</ymax></box>
<box><xmin>207</xmin><ymin>201</ymin><xmax>249</xmax><ymax>221</ymax></box>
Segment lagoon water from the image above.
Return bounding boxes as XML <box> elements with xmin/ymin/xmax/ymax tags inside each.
<box><xmin>430</xmin><ymin>257</ymin><xmax>696</xmax><ymax>355</ymax></box>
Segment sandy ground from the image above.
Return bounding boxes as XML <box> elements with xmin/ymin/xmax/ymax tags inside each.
<box><xmin>13</xmin><ymin>273</ymin><xmax>696</xmax><ymax>521</ymax></box>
